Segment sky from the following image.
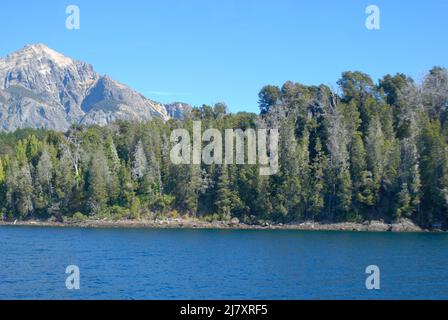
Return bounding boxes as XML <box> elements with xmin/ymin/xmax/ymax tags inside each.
<box><xmin>0</xmin><ymin>0</ymin><xmax>447</xmax><ymax>113</ymax></box>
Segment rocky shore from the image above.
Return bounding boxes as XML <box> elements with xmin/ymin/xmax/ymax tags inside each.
<box><xmin>0</xmin><ymin>217</ymin><xmax>442</xmax><ymax>232</ymax></box>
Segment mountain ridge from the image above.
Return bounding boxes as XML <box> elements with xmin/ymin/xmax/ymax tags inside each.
<box><xmin>0</xmin><ymin>44</ymin><xmax>191</xmax><ymax>131</ymax></box>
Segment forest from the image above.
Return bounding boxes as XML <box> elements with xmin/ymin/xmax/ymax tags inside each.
<box><xmin>0</xmin><ymin>67</ymin><xmax>447</xmax><ymax>228</ymax></box>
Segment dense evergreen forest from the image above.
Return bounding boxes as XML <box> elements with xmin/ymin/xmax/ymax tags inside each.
<box><xmin>1</xmin><ymin>67</ymin><xmax>447</xmax><ymax>227</ymax></box>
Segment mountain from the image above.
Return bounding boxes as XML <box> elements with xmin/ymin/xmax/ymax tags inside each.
<box><xmin>164</xmin><ymin>102</ymin><xmax>193</xmax><ymax>119</ymax></box>
<box><xmin>0</xmin><ymin>44</ymin><xmax>188</xmax><ymax>132</ymax></box>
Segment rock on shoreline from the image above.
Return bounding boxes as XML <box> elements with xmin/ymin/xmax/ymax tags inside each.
<box><xmin>0</xmin><ymin>218</ymin><xmax>438</xmax><ymax>232</ymax></box>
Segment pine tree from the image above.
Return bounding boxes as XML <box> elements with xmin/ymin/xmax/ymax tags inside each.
<box><xmin>180</xmin><ymin>164</ymin><xmax>202</xmax><ymax>215</ymax></box>
<box><xmin>34</xmin><ymin>148</ymin><xmax>54</xmax><ymax>214</ymax></box>
<box><xmin>118</xmin><ymin>160</ymin><xmax>136</xmax><ymax>208</ymax></box>
<box><xmin>326</xmin><ymin>102</ymin><xmax>352</xmax><ymax>219</ymax></box>
<box><xmin>7</xmin><ymin>161</ymin><xmax>34</xmax><ymax>219</ymax></box>
<box><xmin>297</xmin><ymin>129</ymin><xmax>311</xmax><ymax>217</ymax></box>
<box><xmin>131</xmin><ymin>140</ymin><xmax>148</xmax><ymax>180</ymax></box>
<box><xmin>105</xmin><ymin>135</ymin><xmax>120</xmax><ymax>173</ymax></box>
<box><xmin>396</xmin><ymin>183</ymin><xmax>412</xmax><ymax>219</ymax></box>
<box><xmin>418</xmin><ymin>117</ymin><xmax>448</xmax><ymax>224</ymax></box>
<box><xmin>104</xmin><ymin>136</ymin><xmax>120</xmax><ymax>203</ymax></box>
<box><xmin>409</xmin><ymin>163</ymin><xmax>422</xmax><ymax>212</ymax></box>
<box><xmin>272</xmin><ymin>119</ymin><xmax>302</xmax><ymax>220</ymax></box>
<box><xmin>54</xmin><ymin>146</ymin><xmax>75</xmax><ymax>213</ymax></box>
<box><xmin>356</xmin><ymin>170</ymin><xmax>377</xmax><ymax>207</ymax></box>
<box><xmin>26</xmin><ymin>134</ymin><xmax>42</xmax><ymax>166</ymax></box>
<box><xmin>255</xmin><ymin>174</ymin><xmax>273</xmax><ymax>221</ymax></box>
<box><xmin>397</xmin><ymin>138</ymin><xmax>421</xmax><ymax>219</ymax></box>
<box><xmin>364</xmin><ymin>116</ymin><xmax>384</xmax><ymax>205</ymax></box>
<box><xmin>131</xmin><ymin>139</ymin><xmax>152</xmax><ymax>197</ymax></box>
<box><xmin>214</xmin><ymin>165</ymin><xmax>233</xmax><ymax>219</ymax></box>
<box><xmin>15</xmin><ymin>140</ymin><xmax>27</xmax><ymax>167</ymax></box>
<box><xmin>237</xmin><ymin>164</ymin><xmax>259</xmax><ymax>220</ymax></box>
<box><xmin>309</xmin><ymin>138</ymin><xmax>327</xmax><ymax>219</ymax></box>
<box><xmin>86</xmin><ymin>150</ymin><xmax>110</xmax><ymax>214</ymax></box>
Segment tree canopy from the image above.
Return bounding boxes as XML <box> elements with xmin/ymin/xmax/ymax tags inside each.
<box><xmin>0</xmin><ymin>68</ymin><xmax>447</xmax><ymax>228</ymax></box>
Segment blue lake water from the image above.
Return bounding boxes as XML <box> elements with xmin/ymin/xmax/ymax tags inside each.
<box><xmin>0</xmin><ymin>226</ymin><xmax>447</xmax><ymax>299</ymax></box>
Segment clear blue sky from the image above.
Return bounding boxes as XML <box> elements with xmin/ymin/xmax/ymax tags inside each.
<box><xmin>0</xmin><ymin>0</ymin><xmax>447</xmax><ymax>113</ymax></box>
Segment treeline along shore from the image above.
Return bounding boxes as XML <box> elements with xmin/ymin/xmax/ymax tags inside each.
<box><xmin>1</xmin><ymin>68</ymin><xmax>448</xmax><ymax>231</ymax></box>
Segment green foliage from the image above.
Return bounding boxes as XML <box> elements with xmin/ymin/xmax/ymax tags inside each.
<box><xmin>214</xmin><ymin>165</ymin><xmax>242</xmax><ymax>219</ymax></box>
<box><xmin>258</xmin><ymin>85</ymin><xmax>281</xmax><ymax>114</ymax></box>
<box><xmin>72</xmin><ymin>211</ymin><xmax>88</xmax><ymax>222</ymax></box>
<box><xmin>0</xmin><ymin>67</ymin><xmax>447</xmax><ymax>228</ymax></box>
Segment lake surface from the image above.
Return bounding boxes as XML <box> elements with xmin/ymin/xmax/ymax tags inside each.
<box><xmin>0</xmin><ymin>226</ymin><xmax>447</xmax><ymax>299</ymax></box>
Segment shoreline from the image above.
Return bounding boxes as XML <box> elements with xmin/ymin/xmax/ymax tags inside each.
<box><xmin>0</xmin><ymin>217</ymin><xmax>443</xmax><ymax>232</ymax></box>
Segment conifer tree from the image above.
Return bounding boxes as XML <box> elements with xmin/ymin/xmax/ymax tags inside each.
<box><xmin>86</xmin><ymin>149</ymin><xmax>110</xmax><ymax>214</ymax></box>
<box><xmin>309</xmin><ymin>138</ymin><xmax>326</xmax><ymax>219</ymax></box>
<box><xmin>214</xmin><ymin>165</ymin><xmax>233</xmax><ymax>219</ymax></box>
<box><xmin>54</xmin><ymin>146</ymin><xmax>75</xmax><ymax>213</ymax></box>
<box><xmin>34</xmin><ymin>148</ymin><xmax>54</xmax><ymax>214</ymax></box>
<box><xmin>7</xmin><ymin>161</ymin><xmax>34</xmax><ymax>219</ymax></box>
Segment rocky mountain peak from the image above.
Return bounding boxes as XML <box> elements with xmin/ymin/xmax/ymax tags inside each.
<box><xmin>12</xmin><ymin>43</ymin><xmax>73</xmax><ymax>65</ymax></box>
<box><xmin>0</xmin><ymin>44</ymin><xmax>187</xmax><ymax>132</ymax></box>
<box><xmin>0</xmin><ymin>44</ymin><xmax>75</xmax><ymax>81</ymax></box>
